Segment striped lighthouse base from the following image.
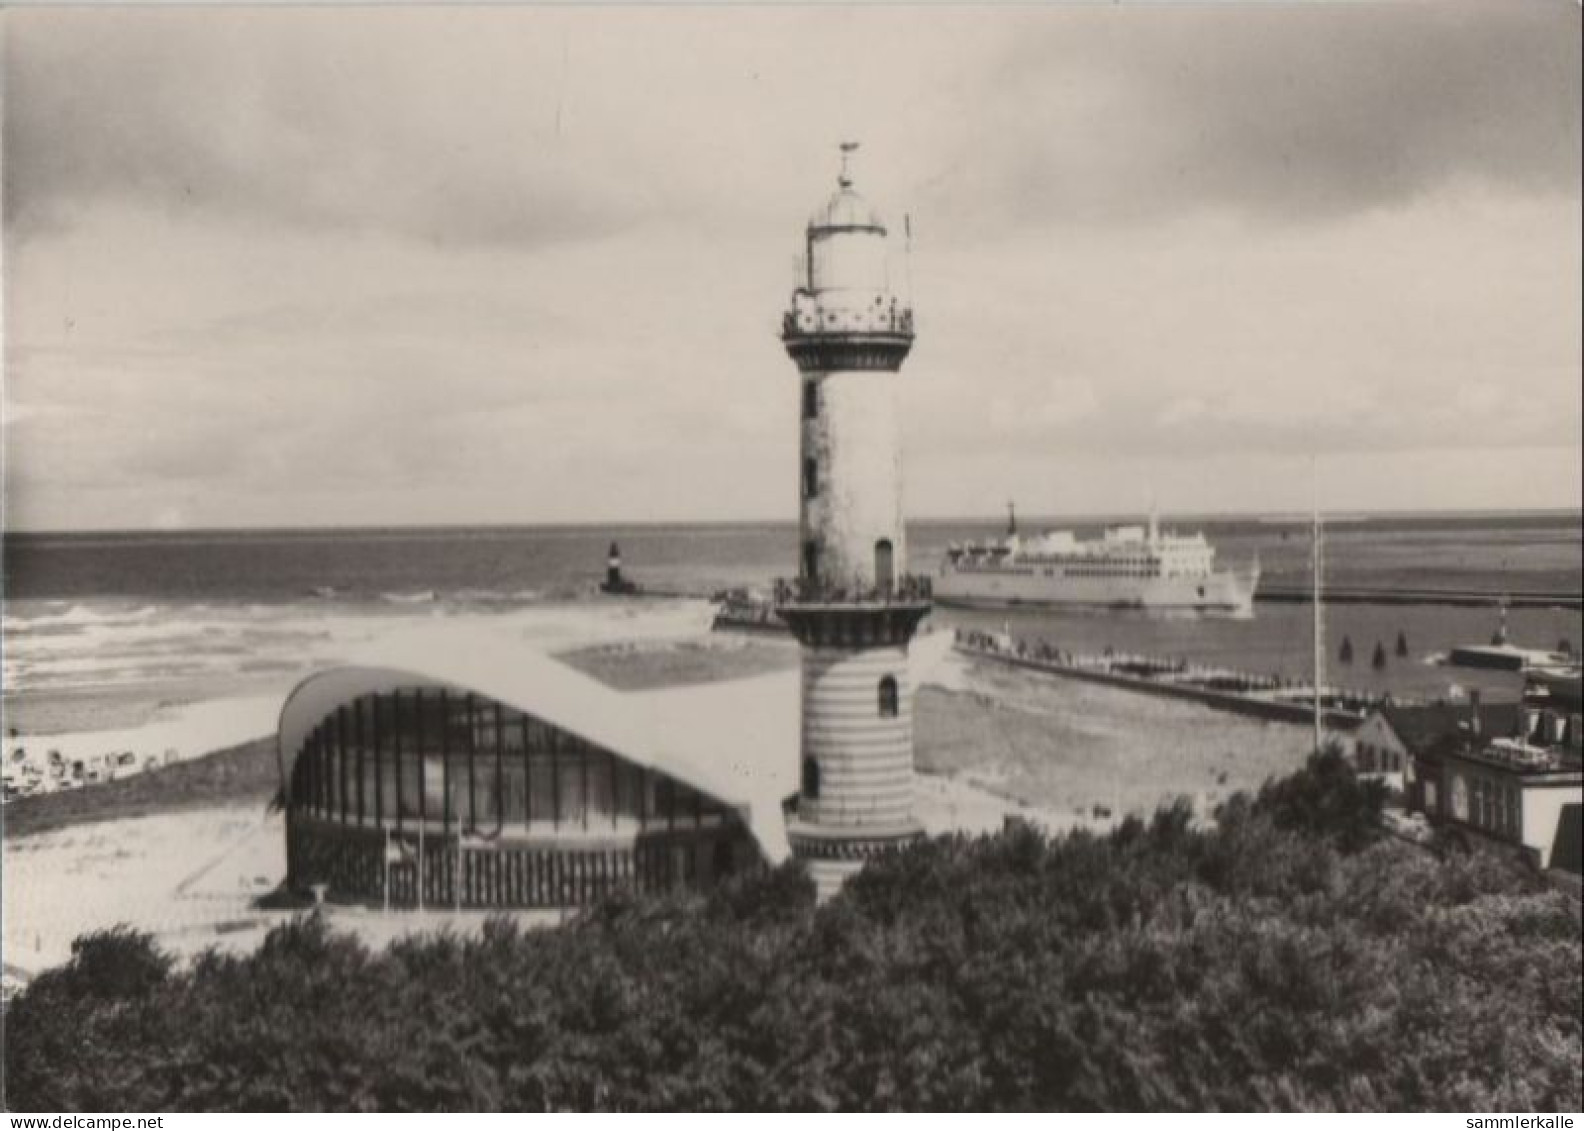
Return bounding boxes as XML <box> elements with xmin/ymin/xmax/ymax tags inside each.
<box><xmin>787</xmin><ymin>815</ymin><xmax>923</xmax><ymax>901</ymax></box>
<box><xmin>798</xmin><ymin>643</ymin><xmax>916</xmax><ymax>824</ymax></box>
<box><xmin>783</xmin><ymin>624</ymin><xmax>930</xmax><ymax>900</ymax></box>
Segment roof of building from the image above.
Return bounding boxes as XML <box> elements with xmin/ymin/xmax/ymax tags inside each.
<box><xmin>809</xmin><ymin>185</ymin><xmax>886</xmax><ymax>233</ymax></box>
<box><xmin>1528</xmin><ymin>666</ymin><xmax>1584</xmax><ymax>711</ymax></box>
<box><xmin>277</xmin><ymin>625</ymin><xmax>803</xmax><ymax>862</ymax></box>
<box><xmin>1442</xmin><ymin>737</ymin><xmax>1583</xmax><ymax>778</ymax></box>
<box><xmin>1373</xmin><ymin>700</ymin><xmax>1524</xmax><ymax>754</ymax></box>
<box><xmin>276</xmin><ymin>626</ymin><xmax>953</xmax><ymax>867</ymax></box>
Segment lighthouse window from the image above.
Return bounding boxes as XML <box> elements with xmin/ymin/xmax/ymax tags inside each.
<box><xmin>803</xmin><ymin>382</ymin><xmax>819</xmax><ymax>420</ymax></box>
<box><xmin>802</xmin><ymin>757</ymin><xmax>821</xmax><ymax>799</ymax></box>
<box><xmin>803</xmin><ymin>458</ymin><xmax>819</xmax><ymax>499</ymax></box>
<box><xmin>878</xmin><ymin>676</ymin><xmax>899</xmax><ymax>718</ymax></box>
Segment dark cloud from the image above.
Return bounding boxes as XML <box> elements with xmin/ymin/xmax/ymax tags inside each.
<box><xmin>6</xmin><ymin>4</ymin><xmax>1576</xmax><ymax>251</ymax></box>
<box><xmin>2</xmin><ymin>8</ymin><xmax>649</xmax><ymax>246</ymax></box>
<box><xmin>916</xmin><ymin>1</ymin><xmax>1580</xmax><ymax>231</ymax></box>
<box><xmin>3</xmin><ymin>5</ymin><xmax>1577</xmax><ymax>528</ymax></box>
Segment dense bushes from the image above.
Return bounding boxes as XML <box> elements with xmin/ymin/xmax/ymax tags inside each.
<box><xmin>1251</xmin><ymin>744</ymin><xmax>1389</xmax><ymax>852</ymax></box>
<box><xmin>4</xmin><ymin>752</ymin><xmax>1579</xmax><ymax>1111</ymax></box>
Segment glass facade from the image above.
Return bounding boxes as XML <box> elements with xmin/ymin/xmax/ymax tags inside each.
<box><xmin>285</xmin><ymin>686</ymin><xmax>759</xmax><ymax>907</ymax></box>
<box><xmin>289</xmin><ymin>687</ymin><xmax>733</xmax><ymax>838</ymax></box>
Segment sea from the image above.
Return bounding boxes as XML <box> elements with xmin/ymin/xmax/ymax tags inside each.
<box><xmin>3</xmin><ymin>512</ymin><xmax>1581</xmax><ymax>738</ymax></box>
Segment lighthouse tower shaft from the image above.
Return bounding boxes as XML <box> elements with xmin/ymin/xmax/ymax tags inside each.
<box><xmin>775</xmin><ymin>153</ymin><xmax>929</xmax><ymax>898</ymax></box>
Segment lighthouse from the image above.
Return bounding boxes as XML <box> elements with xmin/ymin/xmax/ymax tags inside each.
<box><xmin>774</xmin><ymin>144</ymin><xmax>930</xmax><ymax>898</ymax></box>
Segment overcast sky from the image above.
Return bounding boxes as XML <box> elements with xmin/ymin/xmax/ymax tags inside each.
<box><xmin>4</xmin><ymin>2</ymin><xmax>1580</xmax><ymax>531</ymax></box>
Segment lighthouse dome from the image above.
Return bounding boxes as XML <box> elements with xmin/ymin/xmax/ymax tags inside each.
<box><xmin>809</xmin><ymin>186</ymin><xmax>886</xmax><ymax>234</ymax></box>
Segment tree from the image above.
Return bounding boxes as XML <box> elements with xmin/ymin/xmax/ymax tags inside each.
<box><xmin>4</xmin><ymin>760</ymin><xmax>1577</xmax><ymax>1113</ymax></box>
<box><xmin>1251</xmin><ymin>747</ymin><xmax>1387</xmax><ymax>853</ymax></box>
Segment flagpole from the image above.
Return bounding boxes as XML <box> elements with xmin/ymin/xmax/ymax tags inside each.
<box><xmin>903</xmin><ymin>211</ymin><xmax>914</xmax><ymax>309</ymax></box>
<box><xmin>1312</xmin><ymin>458</ymin><xmax>1325</xmax><ymax>753</ymax></box>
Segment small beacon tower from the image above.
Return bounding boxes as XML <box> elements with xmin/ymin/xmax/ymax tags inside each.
<box><xmin>774</xmin><ymin>144</ymin><xmax>930</xmax><ymax>898</ymax></box>
<box><xmin>600</xmin><ymin>541</ymin><xmax>633</xmax><ymax>594</ymax></box>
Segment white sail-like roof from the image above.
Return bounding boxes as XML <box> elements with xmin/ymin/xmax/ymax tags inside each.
<box><xmin>277</xmin><ymin>624</ymin><xmax>801</xmax><ymax>862</ymax></box>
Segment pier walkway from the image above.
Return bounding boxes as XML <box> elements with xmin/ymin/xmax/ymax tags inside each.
<box><xmin>955</xmin><ymin>632</ymin><xmax>1374</xmax><ymax>731</ymax></box>
<box><xmin>1256</xmin><ymin>584</ymin><xmax>1581</xmax><ymax>610</ymax></box>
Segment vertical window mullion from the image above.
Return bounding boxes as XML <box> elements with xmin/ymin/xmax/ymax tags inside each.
<box><xmin>581</xmin><ymin>738</ymin><xmax>590</xmax><ymax>831</ymax></box>
<box><xmin>465</xmin><ymin>693</ymin><xmax>479</xmax><ymax>834</ymax></box>
<box><xmin>307</xmin><ymin>731</ymin><xmax>318</xmax><ymax>815</ymax></box>
<box><xmin>353</xmin><ymin>699</ymin><xmax>366</xmax><ymax>826</ymax></box>
<box><xmin>392</xmin><ymin>690</ymin><xmax>403</xmax><ymax>834</ymax></box>
<box><xmin>550</xmin><ymin>726</ymin><xmax>561</xmax><ymax>829</ymax></box>
<box><xmin>415</xmin><ymin>689</ymin><xmax>427</xmax><ymax>829</ymax></box>
<box><xmin>323</xmin><ymin>721</ymin><xmax>332</xmax><ymax>820</ymax></box>
<box><xmin>439</xmin><ymin>688</ymin><xmax>451</xmax><ymax>836</ymax></box>
<box><xmin>337</xmin><ymin>707</ymin><xmax>350</xmax><ymax>825</ymax></box>
<box><xmin>462</xmin><ymin>687</ymin><xmax>475</xmax><ymax>830</ymax></box>
<box><xmin>610</xmin><ymin>749</ymin><xmax>620</xmax><ymax>831</ymax></box>
<box><xmin>494</xmin><ymin>701</ymin><xmax>506</xmax><ymax>834</ymax></box>
<box><xmin>372</xmin><ymin>695</ymin><xmax>384</xmax><ymax>827</ymax></box>
<box><xmin>520</xmin><ymin>714</ymin><xmax>533</xmax><ymax>834</ymax></box>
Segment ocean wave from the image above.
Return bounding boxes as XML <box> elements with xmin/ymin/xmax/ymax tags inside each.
<box><xmin>6</xmin><ymin>594</ymin><xmax>718</xmax><ymax>701</ymax></box>
<box><xmin>7</xmin><ymin>658</ymin><xmax>242</xmax><ymax>691</ymax></box>
<box><xmin>380</xmin><ymin>590</ymin><xmax>438</xmax><ymax>605</ymax></box>
<box><xmin>3</xmin><ymin>601</ymin><xmax>165</xmax><ymax>632</ymax></box>
<box><xmin>449</xmin><ymin>587</ymin><xmax>544</xmax><ymax>605</ymax></box>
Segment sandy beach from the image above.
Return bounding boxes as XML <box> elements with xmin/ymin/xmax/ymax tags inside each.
<box><xmin>564</xmin><ymin>632</ymin><xmax>1311</xmax><ymax>819</ymax></box>
<box><xmin>5</xmin><ymin>694</ymin><xmax>281</xmax><ymax>768</ymax></box>
<box><xmin>0</xmin><ymin>767</ymin><xmax>1084</xmax><ymax>982</ymax></box>
<box><xmin>918</xmin><ymin>652</ymin><xmax>1313</xmax><ymax>819</ymax></box>
<box><xmin>3</xmin><ymin>804</ymin><xmax>284</xmax><ymax>974</ymax></box>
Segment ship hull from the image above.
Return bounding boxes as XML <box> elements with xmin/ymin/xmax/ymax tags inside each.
<box><xmin>934</xmin><ymin>566</ymin><xmax>1259</xmax><ymax>612</ymax></box>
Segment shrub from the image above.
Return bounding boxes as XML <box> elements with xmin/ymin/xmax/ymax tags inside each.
<box><xmin>1252</xmin><ymin>746</ymin><xmax>1388</xmax><ymax>852</ymax></box>
<box><xmin>3</xmin><ymin>759</ymin><xmax>1577</xmax><ymax>1112</ymax></box>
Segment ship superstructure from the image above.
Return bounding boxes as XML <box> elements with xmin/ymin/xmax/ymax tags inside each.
<box><xmin>937</xmin><ymin>506</ymin><xmax>1258</xmax><ymax>612</ymax></box>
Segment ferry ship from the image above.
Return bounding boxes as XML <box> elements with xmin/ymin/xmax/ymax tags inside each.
<box><xmin>936</xmin><ymin>506</ymin><xmax>1259</xmax><ymax>612</ymax></box>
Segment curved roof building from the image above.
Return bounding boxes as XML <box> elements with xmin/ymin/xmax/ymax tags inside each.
<box><xmin>276</xmin><ymin>626</ymin><xmax>799</xmax><ymax>908</ymax></box>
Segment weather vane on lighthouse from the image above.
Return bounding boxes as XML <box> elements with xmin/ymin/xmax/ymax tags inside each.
<box><xmin>838</xmin><ymin>140</ymin><xmax>860</xmax><ymax>188</ymax></box>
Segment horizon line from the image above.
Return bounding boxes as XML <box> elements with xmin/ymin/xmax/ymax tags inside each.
<box><xmin>6</xmin><ymin>503</ymin><xmax>1582</xmax><ymax>539</ymax></box>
